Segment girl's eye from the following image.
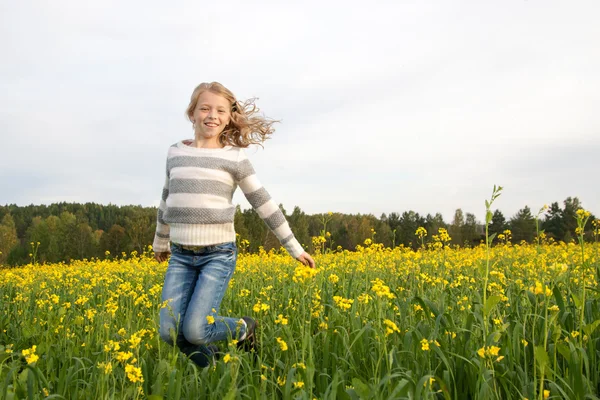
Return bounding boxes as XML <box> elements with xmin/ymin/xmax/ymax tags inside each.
<box><xmin>200</xmin><ymin>108</ymin><xmax>208</xmax><ymax>111</ymax></box>
<box><xmin>218</xmin><ymin>110</ymin><xmax>225</xmax><ymax>113</ymax></box>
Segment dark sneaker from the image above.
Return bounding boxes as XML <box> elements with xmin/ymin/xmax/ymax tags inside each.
<box><xmin>237</xmin><ymin>316</ymin><xmax>258</xmax><ymax>352</ymax></box>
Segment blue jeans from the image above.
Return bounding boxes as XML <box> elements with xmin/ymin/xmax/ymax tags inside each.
<box><xmin>159</xmin><ymin>241</ymin><xmax>245</xmax><ymax>367</ymax></box>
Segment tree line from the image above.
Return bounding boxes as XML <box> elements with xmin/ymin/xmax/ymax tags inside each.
<box><xmin>0</xmin><ymin>197</ymin><xmax>596</xmax><ymax>266</ymax></box>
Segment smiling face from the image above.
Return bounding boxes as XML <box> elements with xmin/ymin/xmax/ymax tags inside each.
<box><xmin>191</xmin><ymin>91</ymin><xmax>232</xmax><ymax>144</ymax></box>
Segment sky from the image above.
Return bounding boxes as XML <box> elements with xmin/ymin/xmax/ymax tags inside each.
<box><xmin>1</xmin><ymin>0</ymin><xmax>599</xmax><ymax>223</ymax></box>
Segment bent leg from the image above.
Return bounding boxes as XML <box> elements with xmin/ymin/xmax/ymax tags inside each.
<box><xmin>182</xmin><ymin>244</ymin><xmax>245</xmax><ymax>345</ymax></box>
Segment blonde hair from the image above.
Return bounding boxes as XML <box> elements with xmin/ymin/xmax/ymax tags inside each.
<box><xmin>185</xmin><ymin>82</ymin><xmax>277</xmax><ymax>148</ymax></box>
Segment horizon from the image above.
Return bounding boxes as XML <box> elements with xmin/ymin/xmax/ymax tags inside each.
<box><xmin>2</xmin><ymin>194</ymin><xmax>596</xmax><ymax>224</ymax></box>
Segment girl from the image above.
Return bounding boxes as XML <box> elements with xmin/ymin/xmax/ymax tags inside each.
<box><xmin>154</xmin><ymin>82</ymin><xmax>315</xmax><ymax>368</ymax></box>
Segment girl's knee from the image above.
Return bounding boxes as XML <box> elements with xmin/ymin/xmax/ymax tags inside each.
<box><xmin>182</xmin><ymin>321</ymin><xmax>210</xmax><ymax>345</ymax></box>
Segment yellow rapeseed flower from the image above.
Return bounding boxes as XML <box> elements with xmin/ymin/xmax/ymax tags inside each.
<box><xmin>383</xmin><ymin>319</ymin><xmax>401</xmax><ymax>336</ymax></box>
<box><xmin>125</xmin><ymin>364</ymin><xmax>144</xmax><ymax>383</ymax></box>
<box><xmin>21</xmin><ymin>345</ymin><xmax>39</xmax><ymax>364</ymax></box>
<box><xmin>116</xmin><ymin>351</ymin><xmax>133</xmax><ymax>363</ymax></box>
<box><xmin>277</xmin><ymin>337</ymin><xmax>288</xmax><ymax>351</ymax></box>
<box><xmin>333</xmin><ymin>295</ymin><xmax>354</xmax><ymax>311</ymax></box>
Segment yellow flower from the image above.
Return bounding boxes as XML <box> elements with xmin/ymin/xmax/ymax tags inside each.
<box><xmin>223</xmin><ymin>353</ymin><xmax>232</xmax><ymax>363</ymax></box>
<box><xmin>292</xmin><ymin>362</ymin><xmax>306</xmax><ymax>370</ymax></box>
<box><xmin>543</xmin><ymin>390</ymin><xmax>550</xmax><ymax>399</ymax></box>
<box><xmin>477</xmin><ymin>347</ymin><xmax>486</xmax><ymax>358</ymax></box>
<box><xmin>333</xmin><ymin>295</ymin><xmax>354</xmax><ymax>311</ymax></box>
<box><xmin>98</xmin><ymin>361</ymin><xmax>113</xmax><ymax>374</ymax></box>
<box><xmin>371</xmin><ymin>278</ymin><xmax>396</xmax><ymax>299</ymax></box>
<box><xmin>357</xmin><ymin>293</ymin><xmax>372</xmax><ymax>304</ymax></box>
<box><xmin>478</xmin><ymin>345</ymin><xmax>501</xmax><ymax>358</ymax></box>
<box><xmin>128</xmin><ymin>334</ymin><xmax>142</xmax><ymax>349</ymax></box>
<box><xmin>26</xmin><ymin>353</ymin><xmax>39</xmax><ymax>364</ymax></box>
<box><xmin>294</xmin><ymin>381</ymin><xmax>305</xmax><ymax>389</ymax></box>
<box><xmin>383</xmin><ymin>319</ymin><xmax>401</xmax><ymax>336</ymax></box>
<box><xmin>206</xmin><ymin>315</ymin><xmax>215</xmax><ymax>325</ymax></box>
<box><xmin>274</xmin><ymin>314</ymin><xmax>288</xmax><ymax>325</ymax></box>
<box><xmin>277</xmin><ymin>337</ymin><xmax>288</xmax><ymax>351</ymax></box>
<box><xmin>125</xmin><ymin>364</ymin><xmax>144</xmax><ymax>383</ymax></box>
<box><xmin>421</xmin><ymin>339</ymin><xmax>430</xmax><ymax>351</ymax></box>
<box><xmin>21</xmin><ymin>345</ymin><xmax>38</xmax><ymax>364</ymax></box>
<box><xmin>116</xmin><ymin>351</ymin><xmax>133</xmax><ymax>363</ymax></box>
<box><xmin>104</xmin><ymin>340</ymin><xmax>120</xmax><ymax>352</ymax></box>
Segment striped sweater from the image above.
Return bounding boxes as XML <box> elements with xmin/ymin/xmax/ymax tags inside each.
<box><xmin>152</xmin><ymin>140</ymin><xmax>305</xmax><ymax>258</ymax></box>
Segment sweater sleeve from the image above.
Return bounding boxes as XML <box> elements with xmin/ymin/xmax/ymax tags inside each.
<box><xmin>152</xmin><ymin>157</ymin><xmax>171</xmax><ymax>253</ymax></box>
<box><xmin>235</xmin><ymin>149</ymin><xmax>305</xmax><ymax>258</ymax></box>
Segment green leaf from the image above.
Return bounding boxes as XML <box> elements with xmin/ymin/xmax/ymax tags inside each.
<box><xmin>489</xmin><ymin>233</ymin><xmax>497</xmax><ymax>243</ymax></box>
<box><xmin>552</xmin><ymin>287</ymin><xmax>565</xmax><ymax>315</ymax></box>
<box><xmin>223</xmin><ymin>386</ymin><xmax>237</xmax><ymax>400</ymax></box>
<box><xmin>388</xmin><ymin>379</ymin><xmax>411</xmax><ymax>398</ymax></box>
<box><xmin>483</xmin><ymin>295</ymin><xmax>501</xmax><ymax>316</ymax></box>
<box><xmin>556</xmin><ymin>343</ymin><xmax>571</xmax><ymax>363</ymax></box>
<box><xmin>583</xmin><ymin>319</ymin><xmax>600</xmax><ymax>336</ymax></box>
<box><xmin>571</xmin><ymin>293</ymin><xmax>582</xmax><ymax>308</ymax></box>
<box><xmin>535</xmin><ymin>346</ymin><xmax>550</xmax><ymax>372</ymax></box>
<box><xmin>351</xmin><ymin>377</ymin><xmax>372</xmax><ymax>399</ymax></box>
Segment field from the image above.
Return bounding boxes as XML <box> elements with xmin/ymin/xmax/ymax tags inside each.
<box><xmin>1</xmin><ymin>225</ymin><xmax>600</xmax><ymax>399</ymax></box>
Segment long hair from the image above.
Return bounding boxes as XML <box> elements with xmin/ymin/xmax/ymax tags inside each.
<box><xmin>185</xmin><ymin>82</ymin><xmax>277</xmax><ymax>148</ymax></box>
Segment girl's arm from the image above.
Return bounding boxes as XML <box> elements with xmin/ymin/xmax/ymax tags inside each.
<box><xmin>152</xmin><ymin>161</ymin><xmax>171</xmax><ymax>256</ymax></box>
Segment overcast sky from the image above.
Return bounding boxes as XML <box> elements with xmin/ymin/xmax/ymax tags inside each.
<box><xmin>1</xmin><ymin>0</ymin><xmax>598</xmax><ymax>223</ymax></box>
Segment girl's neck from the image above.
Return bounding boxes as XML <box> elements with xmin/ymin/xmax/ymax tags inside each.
<box><xmin>191</xmin><ymin>137</ymin><xmax>223</xmax><ymax>149</ymax></box>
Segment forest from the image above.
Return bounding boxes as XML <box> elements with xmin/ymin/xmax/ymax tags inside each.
<box><xmin>0</xmin><ymin>197</ymin><xmax>595</xmax><ymax>266</ymax></box>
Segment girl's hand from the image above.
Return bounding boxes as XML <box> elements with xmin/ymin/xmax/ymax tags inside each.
<box><xmin>155</xmin><ymin>252</ymin><xmax>170</xmax><ymax>263</ymax></box>
<box><xmin>296</xmin><ymin>252</ymin><xmax>315</xmax><ymax>268</ymax></box>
